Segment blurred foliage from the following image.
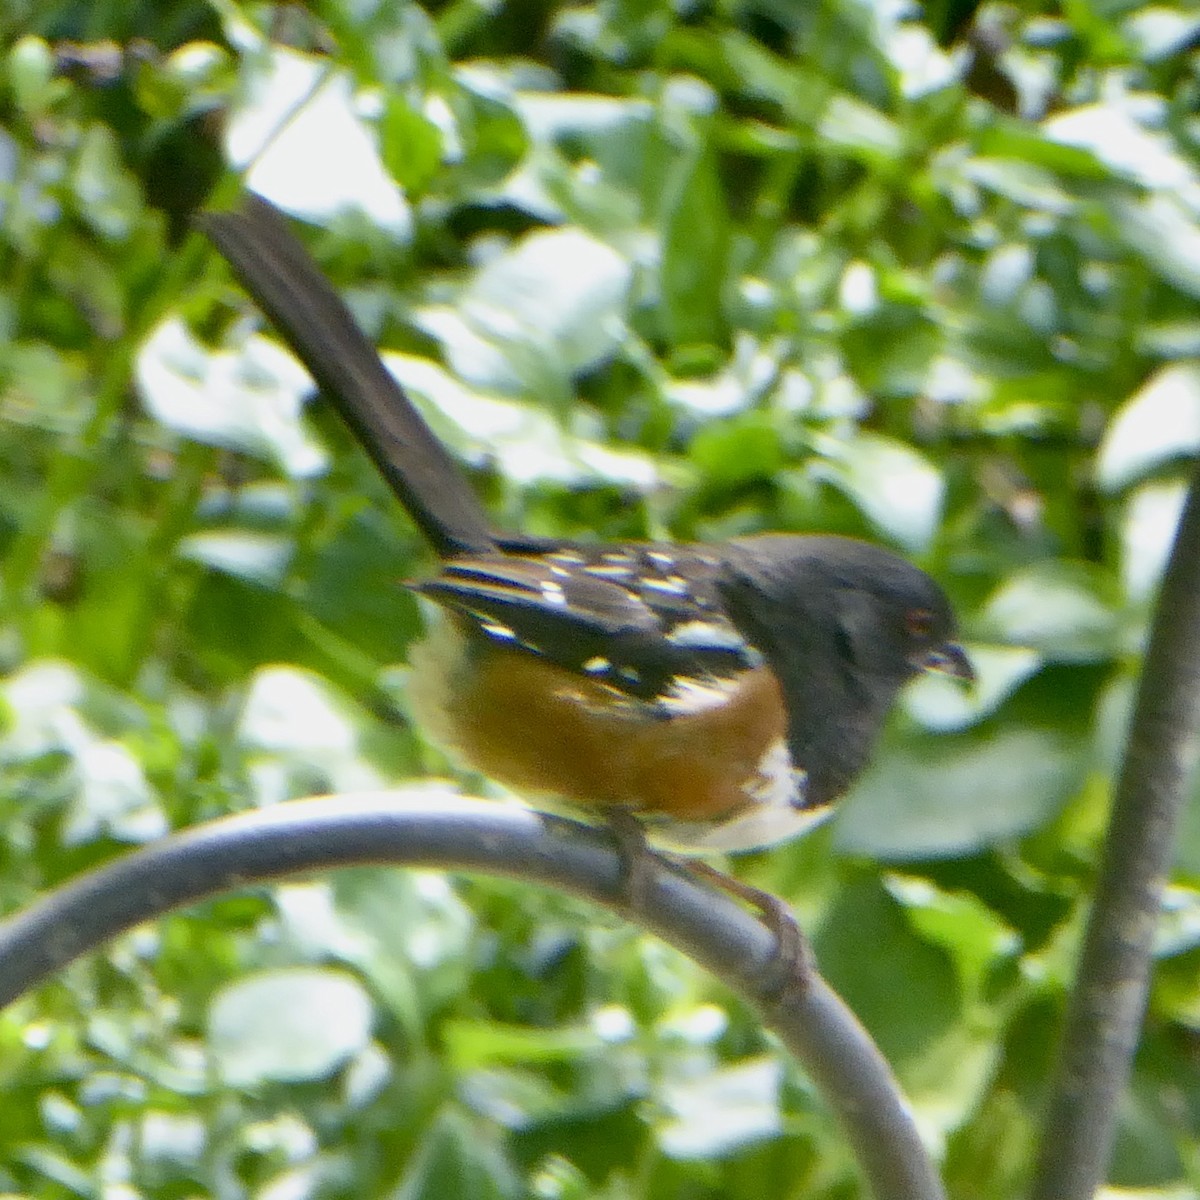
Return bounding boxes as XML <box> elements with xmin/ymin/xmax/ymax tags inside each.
<box><xmin>2</xmin><ymin>1</ymin><xmax>1200</xmax><ymax>1197</ymax></box>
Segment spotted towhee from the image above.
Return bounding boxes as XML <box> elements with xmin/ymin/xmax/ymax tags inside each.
<box><xmin>199</xmin><ymin>196</ymin><xmax>972</xmax><ymax>859</ymax></box>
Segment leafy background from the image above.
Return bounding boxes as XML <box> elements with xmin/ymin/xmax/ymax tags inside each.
<box><xmin>2</xmin><ymin>1</ymin><xmax>1200</xmax><ymax>1197</ymax></box>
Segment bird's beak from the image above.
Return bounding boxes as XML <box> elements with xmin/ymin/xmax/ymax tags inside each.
<box><xmin>921</xmin><ymin>642</ymin><xmax>975</xmax><ymax>682</ymax></box>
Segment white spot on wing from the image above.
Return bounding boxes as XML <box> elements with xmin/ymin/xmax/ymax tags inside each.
<box><xmin>480</xmin><ymin>621</ymin><xmax>516</xmax><ymax>642</ymax></box>
<box><xmin>540</xmin><ymin>580</ymin><xmax>567</xmax><ymax>606</ymax></box>
<box><xmin>667</xmin><ymin>620</ymin><xmax>747</xmax><ymax>652</ymax></box>
<box><xmin>583</xmin><ymin>656</ymin><xmax>611</xmax><ymax>673</ymax></box>
<box><xmin>642</xmin><ymin>576</ymin><xmax>690</xmax><ymax>596</ymax></box>
<box><xmin>584</xmin><ymin>563</ymin><xmax>634</xmax><ymax>579</ymax></box>
<box><xmin>659</xmin><ymin>675</ymin><xmax>739</xmax><ymax>715</ymax></box>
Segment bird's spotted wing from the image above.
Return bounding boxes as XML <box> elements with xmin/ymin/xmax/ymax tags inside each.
<box><xmin>413</xmin><ymin>545</ymin><xmax>760</xmax><ymax>702</ymax></box>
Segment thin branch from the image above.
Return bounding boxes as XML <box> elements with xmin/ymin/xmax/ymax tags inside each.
<box><xmin>0</xmin><ymin>790</ymin><xmax>944</xmax><ymax>1200</ymax></box>
<box><xmin>1031</xmin><ymin>459</ymin><xmax>1200</xmax><ymax>1200</ymax></box>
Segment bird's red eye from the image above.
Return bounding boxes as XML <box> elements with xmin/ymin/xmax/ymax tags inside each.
<box><xmin>905</xmin><ymin>608</ymin><xmax>935</xmax><ymax>638</ymax></box>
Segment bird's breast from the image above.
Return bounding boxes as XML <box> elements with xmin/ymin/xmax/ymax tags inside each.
<box><xmin>406</xmin><ymin>617</ymin><xmax>815</xmax><ymax>848</ymax></box>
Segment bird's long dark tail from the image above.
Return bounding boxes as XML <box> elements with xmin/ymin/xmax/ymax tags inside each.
<box><xmin>198</xmin><ymin>195</ymin><xmax>497</xmax><ymax>559</ymax></box>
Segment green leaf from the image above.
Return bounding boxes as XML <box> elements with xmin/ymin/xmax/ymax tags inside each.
<box><xmin>664</xmin><ymin>335</ymin><xmax>783</xmax><ymax>417</ymax></box>
<box><xmin>8</xmin><ymin>36</ymin><xmax>63</xmax><ymax>115</ymax></box>
<box><xmin>331</xmin><ymin>868</ymin><xmax>474</xmax><ymax>1026</ymax></box>
<box><xmin>818</xmin><ymin>95</ymin><xmax>904</xmax><ymax>165</ymax></box>
<box><xmin>1119</xmin><ymin>481</ymin><xmax>1187</xmax><ymax>604</ymax></box>
<box><xmin>959</xmin><ymin>156</ymin><xmax>1076</xmax><ymax>213</ymax></box>
<box><xmin>974</xmin><ymin>121</ymin><xmax>1114</xmax><ymax>179</ymax></box>
<box><xmin>1096</xmin><ymin>363</ymin><xmax>1200</xmax><ymax>493</ymax></box>
<box><xmin>836</xmin><ymin>726</ymin><xmax>1085</xmax><ymax>859</ymax></box>
<box><xmin>1044</xmin><ymin>102</ymin><xmax>1192</xmax><ymax>191</ymax></box>
<box><xmin>208</xmin><ymin>967</ymin><xmax>374</xmax><ymax>1085</ymax></box>
<box><xmin>1124</xmin><ymin>9</ymin><xmax>1200</xmax><ymax>62</ymax></box>
<box><xmin>810</xmin><ymin>431</ymin><xmax>944</xmax><ymax>552</ymax></box>
<box><xmin>391</xmin><ymin>1107</ymin><xmax>520</xmax><ymax>1200</ymax></box>
<box><xmin>136</xmin><ymin>317</ymin><xmax>327</xmax><ymax>478</ymax></box>
<box><xmin>176</xmin><ymin>531</ymin><xmax>294</xmax><ymax>587</ymax></box>
<box><xmin>378</xmin><ymin>98</ymin><xmax>444</xmax><ymax>195</ymax></box>
<box><xmin>382</xmin><ymin>352</ymin><xmax>659</xmax><ymax>490</ymax></box>
<box><xmin>0</xmin><ymin>660</ymin><xmax>86</xmax><ymax>763</ymax></box>
<box><xmin>1116</xmin><ymin>194</ymin><xmax>1200</xmax><ymax>299</ymax></box>
<box><xmin>63</xmin><ymin>737</ymin><xmax>167</xmax><ymax>845</ymax></box>
<box><xmin>980</xmin><ymin>561</ymin><xmax>1122</xmax><ymax>662</ymax></box>
<box><xmin>688</xmin><ymin>413</ymin><xmax>785</xmax><ymax>486</ymax></box>
<box><xmin>882</xmin><ymin>20</ymin><xmax>957</xmax><ymax>99</ymax></box>
<box><xmin>236</xmin><ymin>665</ymin><xmax>371</xmax><ymax>765</ymax></box>
<box><xmin>885</xmin><ymin>875</ymin><xmax>1020</xmax><ymax>1003</ymax></box>
<box><xmin>223</xmin><ymin>44</ymin><xmax>411</xmax><ymax>231</ymax></box>
<box><xmin>1153</xmin><ymin>885</ymin><xmax>1200</xmax><ymax>959</ymax></box>
<box><xmin>442</xmin><ymin>1020</ymin><xmax>607</xmax><ymax>1069</ymax></box>
<box><xmin>655</xmin><ymin>1057</ymin><xmax>782</xmax><ymax>1160</ymax></box>
<box><xmin>815</xmin><ymin>878</ymin><xmax>960</xmax><ymax>1065</ymax></box>
<box><xmin>71</xmin><ymin>125</ymin><xmax>142</xmax><ymax>242</ymax></box>
<box><xmin>0</xmin><ymin>663</ymin><xmax>167</xmax><ymax>842</ymax></box>
<box><xmin>415</xmin><ymin>228</ymin><xmax>631</xmax><ymax>397</ymax></box>
<box><xmin>658</xmin><ymin>117</ymin><xmax>730</xmax><ymax>351</ymax></box>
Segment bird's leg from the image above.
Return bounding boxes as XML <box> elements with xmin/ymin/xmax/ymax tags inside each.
<box><xmin>604</xmin><ymin>808</ymin><xmax>660</xmax><ymax>915</ymax></box>
<box><xmin>683</xmin><ymin>859</ymin><xmax>814</xmax><ymax>1000</ymax></box>
<box><xmin>604</xmin><ymin>812</ymin><xmax>813</xmax><ymax>1002</ymax></box>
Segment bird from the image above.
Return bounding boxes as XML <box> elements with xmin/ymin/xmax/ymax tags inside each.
<box><xmin>198</xmin><ymin>196</ymin><xmax>972</xmax><ymax>934</ymax></box>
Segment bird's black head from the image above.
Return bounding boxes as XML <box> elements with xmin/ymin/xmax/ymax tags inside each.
<box><xmin>803</xmin><ymin>536</ymin><xmax>972</xmax><ymax>686</ymax></box>
<box><xmin>716</xmin><ymin>533</ymin><xmax>972</xmax><ymax>807</ymax></box>
<box><xmin>720</xmin><ymin>533</ymin><xmax>970</xmax><ymax>683</ymax></box>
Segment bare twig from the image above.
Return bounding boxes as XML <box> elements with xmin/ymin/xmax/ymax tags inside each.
<box><xmin>1031</xmin><ymin>460</ymin><xmax>1200</xmax><ymax>1199</ymax></box>
<box><xmin>0</xmin><ymin>791</ymin><xmax>945</xmax><ymax>1200</ymax></box>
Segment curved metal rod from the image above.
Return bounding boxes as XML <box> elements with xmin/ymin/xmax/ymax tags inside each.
<box><xmin>0</xmin><ymin>791</ymin><xmax>943</xmax><ymax>1200</ymax></box>
<box><xmin>1031</xmin><ymin>458</ymin><xmax>1200</xmax><ymax>1199</ymax></box>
